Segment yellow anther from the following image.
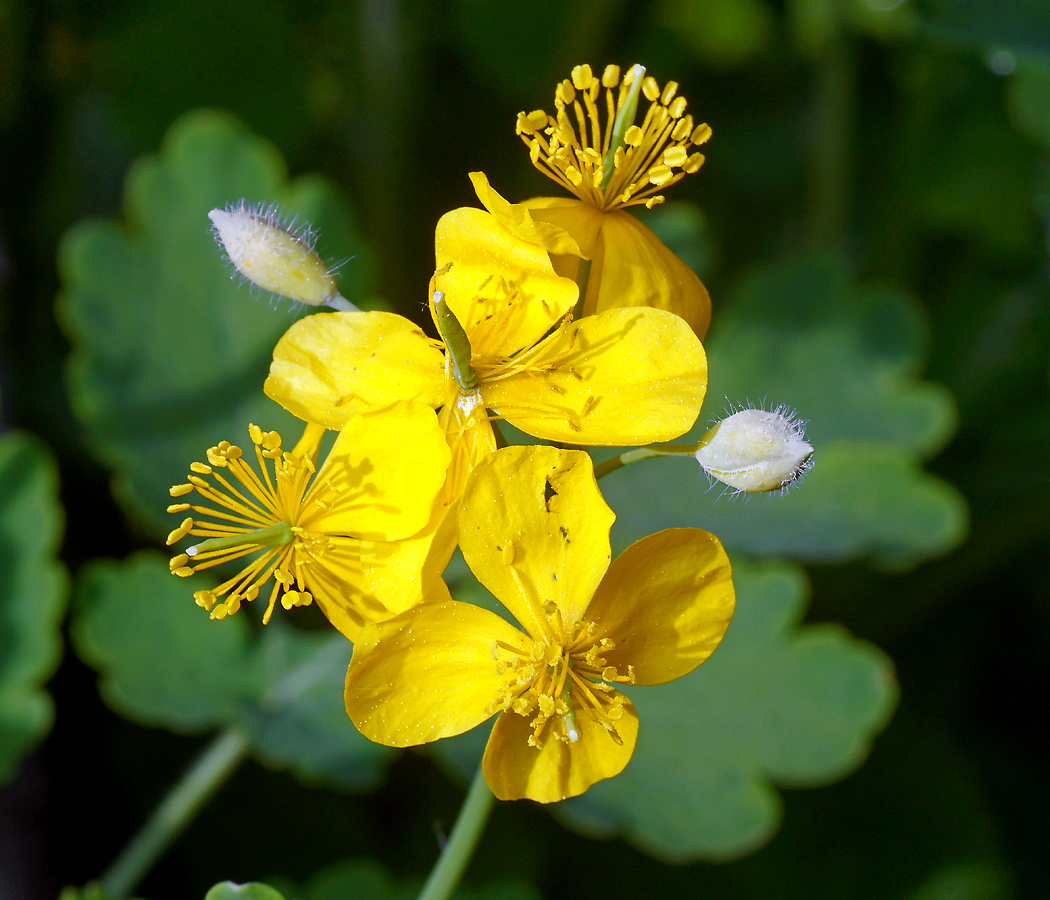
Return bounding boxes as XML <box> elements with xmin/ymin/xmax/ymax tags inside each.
<box><xmin>169</xmin><ymin>483</ymin><xmax>194</xmax><ymax>497</ymax></box>
<box><xmin>226</xmin><ymin>595</ymin><xmax>242</xmax><ymax>615</ymax></box>
<box><xmin>246</xmin><ymin>585</ymin><xmax>259</xmax><ymax>602</ymax></box>
<box><xmin>188</xmin><ymin>475</ymin><xmax>208</xmax><ymax>488</ymax></box>
<box><xmin>641</xmin><ymin>76</ymin><xmax>660</xmax><ymax>101</ymax></box>
<box><xmin>648</xmin><ymin>164</ymin><xmax>673</xmax><ymax>186</ymax></box>
<box><xmin>194</xmin><ymin>590</ymin><xmax>216</xmax><ymax>611</ymax></box>
<box><xmin>169</xmin><ymin>554</ymin><xmax>189</xmax><ymax>570</ymax></box>
<box><xmin>571</xmin><ymin>64</ymin><xmax>593</xmax><ymax>90</ymax></box>
<box><xmin>669</xmin><ymin>95</ymin><xmax>688</xmax><ymax>118</ymax></box>
<box><xmin>691</xmin><ymin>123</ymin><xmax>712</xmax><ymax>144</ymax></box>
<box><xmin>556</xmin><ymin>80</ymin><xmax>575</xmax><ymax>104</ymax></box>
<box><xmin>663</xmin><ymin>146</ymin><xmax>689</xmax><ymax>167</ymax></box>
<box><xmin>173</xmin><ymin>567</ymin><xmax>194</xmax><ymax>578</ymax></box>
<box><xmin>661</xmin><ymin>80</ymin><xmax>678</xmax><ymax>104</ymax></box>
<box><xmin>644</xmin><ymin>196</ymin><xmax>664</xmax><ymax>209</ymax></box>
<box><xmin>684</xmin><ymin>153</ymin><xmax>706</xmax><ymax>174</ymax></box>
<box><xmin>261</xmin><ymin>430</ymin><xmax>281</xmax><ymax>451</ymax></box>
<box><xmin>190</xmin><ymin>461</ymin><xmax>212</xmax><ymax>475</ymax></box>
<box><xmin>166</xmin><ymin>518</ymin><xmax>193</xmax><ymax>546</ymax></box>
<box><xmin>501</xmin><ymin>543</ymin><xmax>516</xmax><ymax>565</ymax></box>
<box><xmin>248</xmin><ymin>423</ymin><xmax>263</xmax><ymax>444</ymax></box>
<box><xmin>566</xmin><ymin>167</ymin><xmax>583</xmax><ymax>186</ymax></box>
<box><xmin>624</xmin><ymin>125</ymin><xmax>643</xmax><ymax>146</ymax></box>
<box><xmin>602</xmin><ymin>64</ymin><xmax>620</xmax><ymax>87</ymax></box>
<box><xmin>167</xmin><ymin>503</ymin><xmax>190</xmax><ymax>514</ymax></box>
<box><xmin>210</xmin><ymin>603</ymin><xmax>228</xmax><ymax>620</ymax></box>
<box><xmin>672</xmin><ymin>118</ymin><xmax>692</xmax><ymax>142</ymax></box>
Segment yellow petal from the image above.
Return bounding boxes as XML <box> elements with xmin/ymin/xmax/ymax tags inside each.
<box><xmin>482</xmin><ymin>307</ymin><xmax>708</xmax><ymax>446</ymax></box>
<box><xmin>301</xmin><ymin>401</ymin><xmax>450</xmax><ymax>540</ymax></box>
<box><xmin>590</xmin><ymin>210</ymin><xmax>711</xmax><ymax>339</ymax></box>
<box><xmin>344</xmin><ymin>596</ymin><xmax>530</xmax><ymax>747</ymax></box>
<box><xmin>432</xmin><ymin>207</ymin><xmax>578</xmax><ymax>360</ymax></box>
<box><xmin>482</xmin><ymin>693</ymin><xmax>638</xmax><ymax>802</ymax></box>
<box><xmin>524</xmin><ymin>197</ymin><xmax>606</xmax><ymax>260</ymax></box>
<box><xmin>469</xmin><ymin>173</ymin><xmax>583</xmax><ymax>257</ymax></box>
<box><xmin>459</xmin><ymin>446</ymin><xmax>613</xmax><ymax>640</ymax></box>
<box><xmin>299</xmin><ymin>532</ymin><xmax>433</xmax><ymax>641</ymax></box>
<box><xmin>265</xmin><ymin>311</ymin><xmax>445</xmax><ymax>429</ymax></box>
<box><xmin>586</xmin><ymin>529</ymin><xmax>735</xmax><ymax>686</ymax></box>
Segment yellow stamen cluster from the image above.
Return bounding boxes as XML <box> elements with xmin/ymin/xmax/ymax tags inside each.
<box><xmin>516</xmin><ymin>63</ymin><xmax>711</xmax><ymax>211</ymax></box>
<box><xmin>487</xmin><ymin>614</ymin><xmax>635</xmax><ymax>749</ymax></box>
<box><xmin>165</xmin><ymin>424</ymin><xmax>328</xmax><ymax>623</ymax></box>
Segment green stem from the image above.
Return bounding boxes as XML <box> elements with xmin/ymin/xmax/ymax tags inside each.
<box><xmin>416</xmin><ymin>763</ymin><xmax>496</xmax><ymax>900</ymax></box>
<box><xmin>101</xmin><ymin>729</ymin><xmax>249</xmax><ymax>899</ymax></box>
<box><xmin>572</xmin><ymin>257</ymin><xmax>593</xmax><ymax>320</ymax></box>
<box><xmin>592</xmin><ymin>444</ymin><xmax>697</xmax><ymax>481</ymax></box>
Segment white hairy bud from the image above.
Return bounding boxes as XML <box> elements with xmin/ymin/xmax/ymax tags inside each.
<box><xmin>695</xmin><ymin>407</ymin><xmax>814</xmax><ymax>493</ymax></box>
<box><xmin>208</xmin><ymin>201</ymin><xmax>354</xmax><ymax>310</ymax></box>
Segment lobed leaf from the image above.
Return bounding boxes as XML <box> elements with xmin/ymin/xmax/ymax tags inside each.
<box><xmin>0</xmin><ymin>430</ymin><xmax>68</xmax><ymax>783</ymax></box>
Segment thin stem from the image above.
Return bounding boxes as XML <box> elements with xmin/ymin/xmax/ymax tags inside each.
<box><xmin>101</xmin><ymin>729</ymin><xmax>249</xmax><ymax>899</ymax></box>
<box><xmin>593</xmin><ymin>444</ymin><xmax>697</xmax><ymax>480</ymax></box>
<box><xmin>416</xmin><ymin>763</ymin><xmax>496</xmax><ymax>900</ymax></box>
<box><xmin>572</xmin><ymin>257</ymin><xmax>593</xmax><ymax>320</ymax></box>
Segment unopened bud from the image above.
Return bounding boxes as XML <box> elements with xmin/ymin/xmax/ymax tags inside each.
<box><xmin>208</xmin><ymin>202</ymin><xmax>355</xmax><ymax>310</ymax></box>
<box><xmin>695</xmin><ymin>407</ymin><xmax>813</xmax><ymax>493</ymax></box>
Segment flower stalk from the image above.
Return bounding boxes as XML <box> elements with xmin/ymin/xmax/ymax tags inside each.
<box><xmin>100</xmin><ymin>729</ymin><xmax>249</xmax><ymax>899</ymax></box>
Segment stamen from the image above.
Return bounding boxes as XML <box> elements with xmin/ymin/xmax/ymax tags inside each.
<box><xmin>517</xmin><ymin>63</ymin><xmax>710</xmax><ymax>211</ymax></box>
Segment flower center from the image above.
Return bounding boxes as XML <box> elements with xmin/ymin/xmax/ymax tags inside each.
<box><xmin>488</xmin><ymin>618</ymin><xmax>636</xmax><ymax>749</ymax></box>
<box><xmin>516</xmin><ymin>63</ymin><xmax>711</xmax><ymax>212</ymax></box>
<box><xmin>165</xmin><ymin>424</ymin><xmax>323</xmax><ymax>623</ymax></box>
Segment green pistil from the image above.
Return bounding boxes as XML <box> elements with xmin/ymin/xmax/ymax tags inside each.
<box><xmin>600</xmin><ymin>64</ymin><xmax>646</xmax><ymax>192</ymax></box>
<box><xmin>186</xmin><ymin>521</ymin><xmax>294</xmax><ymax>557</ymax></box>
<box><xmin>434</xmin><ymin>291</ymin><xmax>480</xmax><ymax>391</ymax></box>
<box><xmin>560</xmin><ymin>679</ymin><xmax>580</xmax><ymax>743</ymax></box>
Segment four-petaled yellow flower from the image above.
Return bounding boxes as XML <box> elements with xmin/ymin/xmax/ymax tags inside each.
<box><xmin>264</xmin><ymin>204</ymin><xmax>708</xmax><ymax>568</ymax></box>
<box><xmin>471</xmin><ymin>63</ymin><xmax>712</xmax><ymax>337</ymax></box>
<box><xmin>344</xmin><ymin>446</ymin><xmax>735</xmax><ymax>803</ymax></box>
<box><xmin>166</xmin><ymin>401</ymin><xmax>450</xmax><ymax>640</ymax></box>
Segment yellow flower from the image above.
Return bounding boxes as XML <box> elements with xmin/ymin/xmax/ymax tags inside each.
<box><xmin>165</xmin><ymin>401</ymin><xmax>450</xmax><ymax>640</ymax></box>
<box><xmin>264</xmin><ymin>205</ymin><xmax>709</xmax><ymax>567</ymax></box>
<box><xmin>474</xmin><ymin>63</ymin><xmax>712</xmax><ymax>337</ymax></box>
<box><xmin>344</xmin><ymin>446</ymin><xmax>735</xmax><ymax>803</ymax></box>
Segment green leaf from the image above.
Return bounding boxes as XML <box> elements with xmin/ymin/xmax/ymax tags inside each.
<box><xmin>57</xmin><ymin>109</ymin><xmax>376</xmax><ymax>536</ymax></box>
<box><xmin>0</xmin><ymin>430</ymin><xmax>68</xmax><ymax>783</ymax></box>
<box><xmin>72</xmin><ymin>552</ymin><xmax>392</xmax><ymax>790</ymax></box>
<box><xmin>204</xmin><ymin>883</ymin><xmax>286</xmax><ymax>900</ymax></box>
<box><xmin>300</xmin><ymin>858</ymin><xmax>542</xmax><ymax>900</ymax></box>
<box><xmin>433</xmin><ymin>558</ymin><xmax>897</xmax><ymax>861</ymax></box>
<box><xmin>598</xmin><ymin>257</ymin><xmax>968</xmax><ymax>568</ymax></box>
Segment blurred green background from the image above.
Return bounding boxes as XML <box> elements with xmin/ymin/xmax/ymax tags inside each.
<box><xmin>2</xmin><ymin>0</ymin><xmax>1049</xmax><ymax>898</ymax></box>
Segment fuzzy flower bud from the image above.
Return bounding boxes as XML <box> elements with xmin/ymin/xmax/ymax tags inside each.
<box><xmin>695</xmin><ymin>407</ymin><xmax>814</xmax><ymax>493</ymax></box>
<box><xmin>209</xmin><ymin>202</ymin><xmax>354</xmax><ymax>309</ymax></box>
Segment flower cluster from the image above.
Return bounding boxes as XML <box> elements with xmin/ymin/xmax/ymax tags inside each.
<box><xmin>167</xmin><ymin>64</ymin><xmax>810</xmax><ymax>802</ymax></box>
